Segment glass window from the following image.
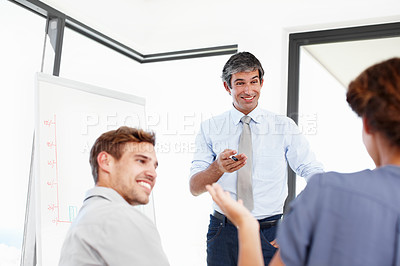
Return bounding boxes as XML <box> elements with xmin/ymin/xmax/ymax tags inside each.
<box><xmin>296</xmin><ymin>47</ymin><xmax>375</xmax><ymax>195</ymax></box>
<box><xmin>0</xmin><ymin>1</ymin><xmax>45</xmax><ymax>264</ymax></box>
<box><xmin>60</xmin><ymin>27</ymin><xmax>143</xmax><ymax>94</ymax></box>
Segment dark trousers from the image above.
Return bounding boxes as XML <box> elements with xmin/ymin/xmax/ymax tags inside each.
<box><xmin>206</xmin><ymin>213</ymin><xmax>280</xmax><ymax>266</ymax></box>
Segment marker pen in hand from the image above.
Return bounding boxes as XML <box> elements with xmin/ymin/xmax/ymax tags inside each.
<box><xmin>229</xmin><ymin>155</ymin><xmax>238</xmax><ymax>161</ymax></box>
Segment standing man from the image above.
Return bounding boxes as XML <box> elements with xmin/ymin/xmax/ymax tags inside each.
<box><xmin>59</xmin><ymin>126</ymin><xmax>169</xmax><ymax>265</ymax></box>
<box><xmin>189</xmin><ymin>52</ymin><xmax>323</xmax><ymax>265</ymax></box>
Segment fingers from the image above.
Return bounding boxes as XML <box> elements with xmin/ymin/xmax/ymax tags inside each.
<box><xmin>206</xmin><ymin>183</ymin><xmax>239</xmax><ymax>213</ymax></box>
<box><xmin>219</xmin><ymin>149</ymin><xmax>237</xmax><ymax>160</ymax></box>
<box><xmin>206</xmin><ymin>183</ymin><xmax>234</xmax><ymax>216</ymax></box>
<box><xmin>206</xmin><ymin>183</ymin><xmax>253</xmax><ymax>228</ymax></box>
<box><xmin>217</xmin><ymin>150</ymin><xmax>248</xmax><ymax>173</ymax></box>
<box><xmin>206</xmin><ymin>183</ymin><xmax>230</xmax><ymax>207</ymax></box>
<box><xmin>205</xmin><ymin>184</ymin><xmax>216</xmax><ymax>198</ymax></box>
<box><xmin>269</xmin><ymin>239</ymin><xmax>279</xmax><ymax>249</ymax></box>
<box><xmin>237</xmin><ymin>199</ymin><xmax>244</xmax><ymax>206</ymax></box>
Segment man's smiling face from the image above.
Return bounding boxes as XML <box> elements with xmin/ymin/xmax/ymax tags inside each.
<box><xmin>109</xmin><ymin>141</ymin><xmax>158</xmax><ymax>206</ymax></box>
<box><xmin>224</xmin><ymin>70</ymin><xmax>263</xmax><ymax>115</ymax></box>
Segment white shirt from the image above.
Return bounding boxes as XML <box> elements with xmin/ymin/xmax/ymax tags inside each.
<box><xmin>190</xmin><ymin>106</ymin><xmax>324</xmax><ymax>219</ymax></box>
<box><xmin>59</xmin><ymin>186</ymin><xmax>169</xmax><ymax>266</ymax></box>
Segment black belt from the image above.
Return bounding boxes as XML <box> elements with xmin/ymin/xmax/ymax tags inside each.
<box><xmin>213</xmin><ymin>211</ymin><xmax>280</xmax><ymax>229</ymax></box>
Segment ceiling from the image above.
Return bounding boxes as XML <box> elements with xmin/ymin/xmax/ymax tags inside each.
<box><xmin>304</xmin><ymin>36</ymin><xmax>400</xmax><ymax>89</ymax></box>
<box><xmin>14</xmin><ymin>0</ymin><xmax>400</xmax><ymax>82</ymax></box>
<box><xmin>40</xmin><ymin>0</ymin><xmax>245</xmax><ymax>54</ymax></box>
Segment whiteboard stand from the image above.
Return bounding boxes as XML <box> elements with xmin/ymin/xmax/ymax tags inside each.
<box><xmin>30</xmin><ymin>72</ymin><xmax>151</xmax><ymax>265</ymax></box>
<box><xmin>21</xmin><ymin>14</ymin><xmax>65</xmax><ymax>266</ymax></box>
<box><xmin>21</xmin><ymin>134</ymin><xmax>37</xmax><ymax>266</ymax></box>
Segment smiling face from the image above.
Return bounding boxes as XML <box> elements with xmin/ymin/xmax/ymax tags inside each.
<box><xmin>107</xmin><ymin>142</ymin><xmax>158</xmax><ymax>205</ymax></box>
<box><xmin>225</xmin><ymin>70</ymin><xmax>263</xmax><ymax>115</ymax></box>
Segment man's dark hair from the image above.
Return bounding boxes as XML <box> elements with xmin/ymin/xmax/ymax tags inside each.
<box><xmin>221</xmin><ymin>52</ymin><xmax>265</xmax><ymax>88</ymax></box>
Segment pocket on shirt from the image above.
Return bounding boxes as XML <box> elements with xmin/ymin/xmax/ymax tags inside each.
<box><xmin>254</xmin><ymin>148</ymin><xmax>286</xmax><ymax>181</ymax></box>
<box><xmin>258</xmin><ymin>148</ymin><xmax>285</xmax><ymax>158</ymax></box>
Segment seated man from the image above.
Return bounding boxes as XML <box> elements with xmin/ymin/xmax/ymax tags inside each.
<box><xmin>59</xmin><ymin>126</ymin><xmax>169</xmax><ymax>265</ymax></box>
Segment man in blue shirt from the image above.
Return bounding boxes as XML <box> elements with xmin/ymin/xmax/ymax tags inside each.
<box><xmin>189</xmin><ymin>52</ymin><xmax>323</xmax><ymax>265</ymax></box>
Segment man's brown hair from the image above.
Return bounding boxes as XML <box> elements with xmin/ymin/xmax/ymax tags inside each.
<box><xmin>89</xmin><ymin>126</ymin><xmax>156</xmax><ymax>183</ymax></box>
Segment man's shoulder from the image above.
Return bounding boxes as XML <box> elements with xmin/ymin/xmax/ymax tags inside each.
<box><xmin>199</xmin><ymin>110</ymin><xmax>232</xmax><ymax>131</ymax></box>
<box><xmin>253</xmin><ymin>108</ymin><xmax>294</xmax><ymax>123</ymax></box>
<box><xmin>61</xmin><ymin>203</ymin><xmax>167</xmax><ymax>266</ymax></box>
<box><xmin>203</xmin><ymin>110</ymin><xmax>231</xmax><ymax>122</ymax></box>
<box><xmin>69</xmin><ymin>201</ymin><xmax>155</xmax><ymax>241</ymax></box>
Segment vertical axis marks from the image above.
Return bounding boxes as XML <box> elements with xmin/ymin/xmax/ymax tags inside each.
<box><xmin>54</xmin><ymin>114</ymin><xmax>60</xmax><ymax>222</ymax></box>
<box><xmin>51</xmin><ymin>114</ymin><xmax>72</xmax><ymax>225</ymax></box>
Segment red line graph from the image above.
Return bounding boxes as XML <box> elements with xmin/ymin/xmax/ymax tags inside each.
<box><xmin>45</xmin><ymin>114</ymin><xmax>73</xmax><ymax>225</ymax></box>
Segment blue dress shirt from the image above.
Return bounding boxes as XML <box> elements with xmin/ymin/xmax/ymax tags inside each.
<box><xmin>190</xmin><ymin>106</ymin><xmax>323</xmax><ymax>219</ymax></box>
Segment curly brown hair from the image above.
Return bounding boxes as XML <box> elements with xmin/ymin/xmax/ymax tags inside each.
<box><xmin>346</xmin><ymin>57</ymin><xmax>400</xmax><ymax>147</ymax></box>
<box><xmin>89</xmin><ymin>126</ymin><xmax>156</xmax><ymax>183</ymax></box>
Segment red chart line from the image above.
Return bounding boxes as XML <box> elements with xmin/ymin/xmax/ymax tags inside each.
<box><xmin>54</xmin><ymin>114</ymin><xmax>60</xmax><ymax>222</ymax></box>
<box><xmin>58</xmin><ymin>220</ymin><xmax>72</xmax><ymax>224</ymax></box>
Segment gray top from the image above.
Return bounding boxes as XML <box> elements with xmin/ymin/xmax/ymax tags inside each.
<box><xmin>277</xmin><ymin>165</ymin><xmax>400</xmax><ymax>266</ymax></box>
<box><xmin>59</xmin><ymin>186</ymin><xmax>169</xmax><ymax>266</ymax></box>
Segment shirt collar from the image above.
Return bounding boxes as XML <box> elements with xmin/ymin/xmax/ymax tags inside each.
<box><xmin>84</xmin><ymin>186</ymin><xmax>129</xmax><ymax>205</ymax></box>
<box><xmin>230</xmin><ymin>105</ymin><xmax>262</xmax><ymax>125</ymax></box>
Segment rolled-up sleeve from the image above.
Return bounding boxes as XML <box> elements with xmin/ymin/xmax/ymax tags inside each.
<box><xmin>285</xmin><ymin>119</ymin><xmax>324</xmax><ymax>181</ymax></box>
<box><xmin>190</xmin><ymin>121</ymin><xmax>216</xmax><ymax>178</ymax></box>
